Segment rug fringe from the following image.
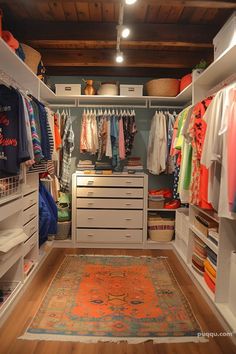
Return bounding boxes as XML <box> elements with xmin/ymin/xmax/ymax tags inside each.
<box><xmin>65</xmin><ymin>254</ymin><xmax>168</xmax><ymax>259</ymax></box>
<box><xmin>19</xmin><ymin>333</ymin><xmax>208</xmax><ymax>344</ymax></box>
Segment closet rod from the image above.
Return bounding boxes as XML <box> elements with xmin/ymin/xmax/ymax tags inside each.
<box><xmin>77</xmin><ymin>103</ymin><xmax>148</xmax><ymax>109</ymax></box>
<box><xmin>148</xmin><ymin>102</ymin><xmax>184</xmax><ymax>109</ymax></box>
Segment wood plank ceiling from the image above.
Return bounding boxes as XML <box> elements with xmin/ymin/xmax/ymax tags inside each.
<box><xmin>0</xmin><ymin>0</ymin><xmax>235</xmax><ymax>78</ymax></box>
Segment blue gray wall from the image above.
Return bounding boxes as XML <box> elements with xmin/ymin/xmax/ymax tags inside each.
<box><xmin>49</xmin><ymin>76</ymin><xmax>174</xmax><ymax>190</ymax></box>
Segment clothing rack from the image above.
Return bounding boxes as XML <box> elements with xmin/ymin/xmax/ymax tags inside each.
<box><xmin>0</xmin><ymin>70</ymin><xmax>32</xmax><ymax>96</ymax></box>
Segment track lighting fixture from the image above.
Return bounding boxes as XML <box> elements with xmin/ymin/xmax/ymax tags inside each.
<box><xmin>115</xmin><ymin>52</ymin><xmax>124</xmax><ymax>63</ymax></box>
<box><xmin>125</xmin><ymin>0</ymin><xmax>137</xmax><ymax>5</ymax></box>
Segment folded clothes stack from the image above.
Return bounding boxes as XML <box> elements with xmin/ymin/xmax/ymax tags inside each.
<box><xmin>77</xmin><ymin>160</ymin><xmax>95</xmax><ymax>171</ymax></box>
<box><xmin>95</xmin><ymin>161</ymin><xmax>113</xmax><ymax>172</ymax></box>
<box><xmin>192</xmin><ymin>236</ymin><xmax>207</xmax><ymax>276</ymax></box>
<box><xmin>123</xmin><ymin>157</ymin><xmax>143</xmax><ymax>173</ymax></box>
<box><xmin>204</xmin><ymin>247</ymin><xmax>217</xmax><ymax>293</ymax></box>
<box><xmin>207</xmin><ymin>229</ymin><xmax>219</xmax><ymax>246</ymax></box>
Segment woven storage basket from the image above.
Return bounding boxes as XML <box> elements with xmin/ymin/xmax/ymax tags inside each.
<box><xmin>55</xmin><ymin>221</ymin><xmax>71</xmax><ymax>240</ymax></box>
<box><xmin>146</xmin><ymin>78</ymin><xmax>180</xmax><ymax>97</ymax></box>
<box><xmin>148</xmin><ymin>216</ymin><xmax>175</xmax><ymax>242</ymax></box>
<box><xmin>21</xmin><ymin>43</ymin><xmax>41</xmax><ymax>74</ymax></box>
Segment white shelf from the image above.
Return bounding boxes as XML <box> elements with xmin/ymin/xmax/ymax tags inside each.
<box><xmin>0</xmin><ymin>38</ymin><xmax>39</xmax><ymax>98</ymax></box>
<box><xmin>216</xmin><ymin>303</ymin><xmax>236</xmax><ymax>333</ymax></box>
<box><xmin>189</xmin><ymin>262</ymin><xmax>215</xmax><ymax>302</ymax></box>
<box><xmin>190</xmin><ymin>224</ymin><xmax>218</xmax><ymax>255</ymax></box>
<box><xmin>194</xmin><ymin>45</ymin><xmax>236</xmax><ymax>89</ymax></box>
<box><xmin>149</xmin><ymin>83</ymin><xmax>192</xmax><ymax>107</ymax></box>
<box><xmin>47</xmin><ymin>85</ymin><xmax>192</xmax><ymax>108</ymax></box>
<box><xmin>191</xmin><ymin>204</ymin><xmax>219</xmax><ymax>223</ymax></box>
<box><xmin>148</xmin><ymin>208</ymin><xmax>177</xmax><ymax>212</ymax></box>
<box><xmin>145</xmin><ymin>239</ymin><xmax>174</xmax><ymax>249</ymax></box>
<box><xmin>173</xmin><ymin>242</ymin><xmax>187</xmax><ymax>263</ymax></box>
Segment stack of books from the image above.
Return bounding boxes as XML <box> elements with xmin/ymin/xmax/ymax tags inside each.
<box><xmin>123</xmin><ymin>157</ymin><xmax>143</xmax><ymax>173</ymax></box>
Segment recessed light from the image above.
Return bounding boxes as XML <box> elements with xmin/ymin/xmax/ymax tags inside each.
<box><xmin>125</xmin><ymin>0</ymin><xmax>137</xmax><ymax>5</ymax></box>
<box><xmin>121</xmin><ymin>27</ymin><xmax>130</xmax><ymax>38</ymax></box>
<box><xmin>116</xmin><ymin>52</ymin><xmax>124</xmax><ymax>63</ymax></box>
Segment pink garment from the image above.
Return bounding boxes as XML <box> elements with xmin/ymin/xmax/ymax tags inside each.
<box><xmin>227</xmin><ymin>88</ymin><xmax>236</xmax><ymax>209</ymax></box>
<box><xmin>80</xmin><ymin>112</ymin><xmax>87</xmax><ymax>152</ymax></box>
<box><xmin>118</xmin><ymin>117</ymin><xmax>125</xmax><ymax>160</ymax></box>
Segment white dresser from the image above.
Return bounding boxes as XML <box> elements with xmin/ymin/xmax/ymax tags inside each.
<box><xmin>72</xmin><ymin>173</ymin><xmax>148</xmax><ymax>248</ymax></box>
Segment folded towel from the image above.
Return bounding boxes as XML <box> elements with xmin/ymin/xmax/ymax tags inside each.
<box><xmin>204</xmin><ymin>272</ymin><xmax>216</xmax><ymax>293</ymax></box>
<box><xmin>2</xmin><ymin>31</ymin><xmax>19</xmax><ymax>51</ymax></box>
<box><xmin>0</xmin><ymin>229</ymin><xmax>28</xmax><ymax>253</ymax></box>
<box><xmin>205</xmin><ymin>267</ymin><xmax>216</xmax><ymax>284</ymax></box>
<box><xmin>207</xmin><ymin>256</ymin><xmax>217</xmax><ymax>271</ymax></box>
<box><xmin>204</xmin><ymin>259</ymin><xmax>217</xmax><ymax>278</ymax></box>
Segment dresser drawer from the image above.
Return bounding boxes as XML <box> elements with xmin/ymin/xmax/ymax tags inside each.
<box><xmin>23</xmin><ymin>232</ymin><xmax>38</xmax><ymax>256</ymax></box>
<box><xmin>23</xmin><ymin>191</ymin><xmax>37</xmax><ymax>210</ymax></box>
<box><xmin>76</xmin><ymin>210</ymin><xmax>143</xmax><ymax>228</ymax></box>
<box><xmin>76</xmin><ymin>187</ymin><xmax>143</xmax><ymax>198</ymax></box>
<box><xmin>23</xmin><ymin>204</ymin><xmax>38</xmax><ymax>225</ymax></box>
<box><xmin>76</xmin><ymin>198</ymin><xmax>143</xmax><ymax>209</ymax></box>
<box><xmin>23</xmin><ymin>217</ymin><xmax>38</xmax><ymax>239</ymax></box>
<box><xmin>76</xmin><ymin>176</ymin><xmax>143</xmax><ymax>187</ymax></box>
<box><xmin>76</xmin><ymin>229</ymin><xmax>143</xmax><ymax>243</ymax></box>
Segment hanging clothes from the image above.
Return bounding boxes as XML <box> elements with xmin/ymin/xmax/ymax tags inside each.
<box><xmin>79</xmin><ymin>109</ymin><xmax>137</xmax><ymax>168</ymax></box>
<box><xmin>60</xmin><ymin>111</ymin><xmax>74</xmax><ymax>192</ymax></box>
<box><xmin>147</xmin><ymin>110</ymin><xmax>171</xmax><ymax>175</ymax></box>
<box><xmin>0</xmin><ymin>85</ymin><xmax>30</xmax><ymax>176</ymax></box>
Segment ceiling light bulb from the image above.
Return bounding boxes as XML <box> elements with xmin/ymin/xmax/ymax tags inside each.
<box><xmin>121</xmin><ymin>27</ymin><xmax>130</xmax><ymax>38</ymax></box>
<box><xmin>116</xmin><ymin>52</ymin><xmax>124</xmax><ymax>63</ymax></box>
<box><xmin>125</xmin><ymin>0</ymin><xmax>137</xmax><ymax>5</ymax></box>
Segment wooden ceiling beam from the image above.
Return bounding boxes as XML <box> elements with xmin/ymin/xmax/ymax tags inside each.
<box><xmin>46</xmin><ymin>66</ymin><xmax>190</xmax><ymax>78</ymax></box>
<box><xmin>41</xmin><ymin>48</ymin><xmax>212</xmax><ymax>68</ymax></box>
<box><xmin>9</xmin><ymin>21</ymin><xmax>219</xmax><ymax>45</ymax></box>
<box><xmin>3</xmin><ymin>0</ymin><xmax>236</xmax><ymax>10</ymax></box>
<box><xmin>26</xmin><ymin>39</ymin><xmax>212</xmax><ymax>50</ymax></box>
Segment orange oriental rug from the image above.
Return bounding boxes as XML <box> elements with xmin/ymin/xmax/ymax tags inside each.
<box><xmin>20</xmin><ymin>255</ymin><xmax>205</xmax><ymax>343</ymax></box>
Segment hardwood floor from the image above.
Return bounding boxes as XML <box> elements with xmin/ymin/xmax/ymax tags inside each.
<box><xmin>1</xmin><ymin>248</ymin><xmax>236</xmax><ymax>354</ymax></box>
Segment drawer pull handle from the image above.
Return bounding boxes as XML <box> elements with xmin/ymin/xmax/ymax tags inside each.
<box><xmin>29</xmin><ymin>199</ymin><xmax>34</xmax><ymax>204</ymax></box>
<box><xmin>125</xmin><ymin>234</ymin><xmax>131</xmax><ymax>238</ymax></box>
<box><xmin>87</xmin><ymin>181</ymin><xmax>94</xmax><ymax>185</ymax></box>
<box><xmin>126</xmin><ymin>181</ymin><xmax>132</xmax><ymax>184</ymax></box>
<box><xmin>88</xmin><ymin>202</ymin><xmax>94</xmax><ymax>205</ymax></box>
<box><xmin>88</xmin><ymin>217</ymin><xmax>94</xmax><ymax>220</ymax></box>
<box><xmin>126</xmin><ymin>192</ymin><xmax>132</xmax><ymax>195</ymax></box>
<box><xmin>30</xmin><ymin>242</ymin><xmax>35</xmax><ymax>247</ymax></box>
<box><xmin>88</xmin><ymin>192</ymin><xmax>94</xmax><ymax>195</ymax></box>
<box><xmin>30</xmin><ymin>227</ymin><xmax>36</xmax><ymax>233</ymax></box>
<box><xmin>87</xmin><ymin>234</ymin><xmax>94</xmax><ymax>237</ymax></box>
<box><xmin>125</xmin><ymin>203</ymin><xmax>131</xmax><ymax>206</ymax></box>
<box><xmin>29</xmin><ymin>213</ymin><xmax>35</xmax><ymax>219</ymax></box>
<box><xmin>125</xmin><ymin>218</ymin><xmax>132</xmax><ymax>221</ymax></box>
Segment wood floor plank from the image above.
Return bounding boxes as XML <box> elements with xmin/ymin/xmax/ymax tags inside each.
<box><xmin>0</xmin><ymin>248</ymin><xmax>235</xmax><ymax>354</ymax></box>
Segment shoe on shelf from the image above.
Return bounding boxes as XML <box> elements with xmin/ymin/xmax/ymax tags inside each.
<box><xmin>164</xmin><ymin>199</ymin><xmax>181</xmax><ymax>209</ymax></box>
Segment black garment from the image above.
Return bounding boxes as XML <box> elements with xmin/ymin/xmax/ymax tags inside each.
<box><xmin>31</xmin><ymin>97</ymin><xmax>51</xmax><ymax>160</ymax></box>
<box><xmin>0</xmin><ymin>85</ymin><xmax>30</xmax><ymax>176</ymax></box>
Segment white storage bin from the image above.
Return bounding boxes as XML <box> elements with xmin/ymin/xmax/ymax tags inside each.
<box><xmin>120</xmin><ymin>84</ymin><xmax>143</xmax><ymax>97</ymax></box>
<box><xmin>55</xmin><ymin>84</ymin><xmax>81</xmax><ymax>96</ymax></box>
<box><xmin>213</xmin><ymin>12</ymin><xmax>236</xmax><ymax>60</ymax></box>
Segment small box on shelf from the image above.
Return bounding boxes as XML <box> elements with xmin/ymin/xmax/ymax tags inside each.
<box><xmin>55</xmin><ymin>84</ymin><xmax>81</xmax><ymax>96</ymax></box>
<box><xmin>120</xmin><ymin>84</ymin><xmax>143</xmax><ymax>96</ymax></box>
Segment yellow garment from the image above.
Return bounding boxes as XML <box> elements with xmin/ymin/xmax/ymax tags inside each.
<box><xmin>205</xmin><ymin>267</ymin><xmax>216</xmax><ymax>284</ymax></box>
<box><xmin>204</xmin><ymin>259</ymin><xmax>216</xmax><ymax>278</ymax></box>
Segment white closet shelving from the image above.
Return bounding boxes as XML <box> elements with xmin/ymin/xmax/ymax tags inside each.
<box><xmin>0</xmin><ymin>37</ymin><xmax>55</xmax><ymax>324</ymax></box>
<box><xmin>173</xmin><ymin>42</ymin><xmax>236</xmax><ymax>335</ymax></box>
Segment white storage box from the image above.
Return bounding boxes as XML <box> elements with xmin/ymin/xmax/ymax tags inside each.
<box><xmin>213</xmin><ymin>12</ymin><xmax>236</xmax><ymax>61</ymax></box>
<box><xmin>120</xmin><ymin>84</ymin><xmax>143</xmax><ymax>97</ymax></box>
<box><xmin>55</xmin><ymin>84</ymin><xmax>81</xmax><ymax>96</ymax></box>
